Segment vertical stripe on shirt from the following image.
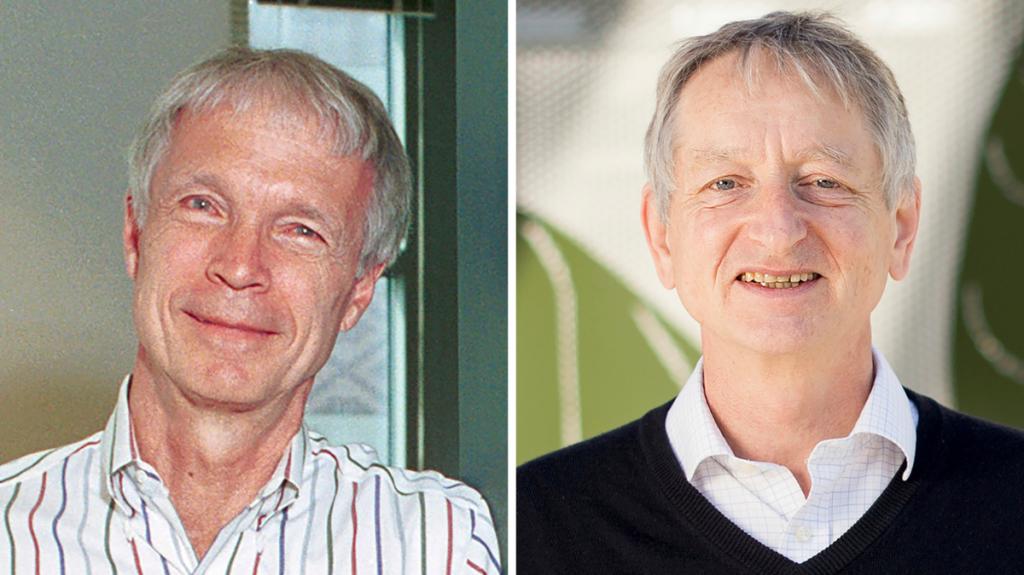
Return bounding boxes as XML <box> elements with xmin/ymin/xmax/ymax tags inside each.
<box><xmin>374</xmin><ymin>475</ymin><xmax>382</xmax><ymax>575</ymax></box>
<box><xmin>54</xmin><ymin>458</ymin><xmax>70</xmax><ymax>575</ymax></box>
<box><xmin>298</xmin><ymin>455</ymin><xmax>321</xmax><ymax>575</ymax></box>
<box><xmin>446</xmin><ymin>498</ymin><xmax>453</xmax><ymax>575</ymax></box>
<box><xmin>225</xmin><ymin>531</ymin><xmax>245</xmax><ymax>574</ymax></box>
<box><xmin>76</xmin><ymin>450</ymin><xmax>94</xmax><ymax>575</ymax></box>
<box><xmin>278</xmin><ymin>506</ymin><xmax>288</xmax><ymax>574</ymax></box>
<box><xmin>350</xmin><ymin>482</ymin><xmax>359</xmax><ymax>575</ymax></box>
<box><xmin>5</xmin><ymin>483</ymin><xmax>21</xmax><ymax>574</ymax></box>
<box><xmin>28</xmin><ymin>472</ymin><xmax>47</xmax><ymax>575</ymax></box>
<box><xmin>130</xmin><ymin>538</ymin><xmax>143</xmax><ymax>574</ymax></box>
<box><xmin>316</xmin><ymin>448</ymin><xmax>342</xmax><ymax>575</ymax></box>
<box><xmin>104</xmin><ymin>500</ymin><xmax>119</xmax><ymax>575</ymax></box>
<box><xmin>140</xmin><ymin>499</ymin><xmax>170</xmax><ymax>575</ymax></box>
<box><xmin>418</xmin><ymin>492</ymin><xmax>426</xmax><ymax>575</ymax></box>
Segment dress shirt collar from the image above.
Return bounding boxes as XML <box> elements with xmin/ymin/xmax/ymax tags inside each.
<box><xmin>666</xmin><ymin>347</ymin><xmax>918</xmax><ymax>482</ymax></box>
<box><xmin>98</xmin><ymin>374</ymin><xmax>309</xmax><ymax>514</ymax></box>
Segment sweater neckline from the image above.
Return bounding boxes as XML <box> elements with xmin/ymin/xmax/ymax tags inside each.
<box><xmin>640</xmin><ymin>388</ymin><xmax>945</xmax><ymax>575</ymax></box>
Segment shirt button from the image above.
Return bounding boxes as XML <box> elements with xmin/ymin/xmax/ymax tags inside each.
<box><xmin>794</xmin><ymin>525</ymin><xmax>811</xmax><ymax>542</ymax></box>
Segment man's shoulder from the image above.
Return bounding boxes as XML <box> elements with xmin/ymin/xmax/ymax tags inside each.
<box><xmin>307</xmin><ymin>436</ymin><xmax>491</xmax><ymax>515</ymax></box>
<box><xmin>518</xmin><ymin>402</ymin><xmax>670</xmax><ymax>496</ymax></box>
<box><xmin>0</xmin><ymin>432</ymin><xmax>104</xmax><ymax>493</ymax></box>
<box><xmin>307</xmin><ymin>436</ymin><xmax>502</xmax><ymax>571</ymax></box>
<box><xmin>909</xmin><ymin>389</ymin><xmax>1024</xmax><ymax>472</ymax></box>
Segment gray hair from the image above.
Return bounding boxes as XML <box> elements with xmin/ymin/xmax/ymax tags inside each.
<box><xmin>644</xmin><ymin>11</ymin><xmax>916</xmax><ymax>219</ymax></box>
<box><xmin>129</xmin><ymin>47</ymin><xmax>411</xmax><ymax>273</ymax></box>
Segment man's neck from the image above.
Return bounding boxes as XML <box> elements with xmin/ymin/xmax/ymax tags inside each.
<box><xmin>700</xmin><ymin>333</ymin><xmax>875</xmax><ymax>496</ymax></box>
<box><xmin>126</xmin><ymin>358</ymin><xmax>310</xmax><ymax>560</ymax></box>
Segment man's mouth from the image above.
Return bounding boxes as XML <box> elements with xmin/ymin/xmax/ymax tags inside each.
<box><xmin>737</xmin><ymin>272</ymin><xmax>821</xmax><ymax>289</ymax></box>
<box><xmin>184</xmin><ymin>311</ymin><xmax>276</xmax><ymax>336</ymax></box>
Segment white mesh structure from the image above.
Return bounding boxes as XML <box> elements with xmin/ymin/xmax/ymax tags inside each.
<box><xmin>517</xmin><ymin>0</ymin><xmax>1024</xmax><ymax>405</ymax></box>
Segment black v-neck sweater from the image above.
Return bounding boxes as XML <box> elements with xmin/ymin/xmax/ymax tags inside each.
<box><xmin>517</xmin><ymin>390</ymin><xmax>1024</xmax><ymax>574</ymax></box>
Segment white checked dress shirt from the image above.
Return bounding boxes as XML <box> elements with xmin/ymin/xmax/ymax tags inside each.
<box><xmin>0</xmin><ymin>376</ymin><xmax>500</xmax><ymax>574</ymax></box>
<box><xmin>665</xmin><ymin>349</ymin><xmax>918</xmax><ymax>563</ymax></box>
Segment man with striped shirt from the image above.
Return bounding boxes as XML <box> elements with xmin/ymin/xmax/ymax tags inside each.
<box><xmin>0</xmin><ymin>48</ymin><xmax>499</xmax><ymax>574</ymax></box>
<box><xmin>519</xmin><ymin>11</ymin><xmax>1024</xmax><ymax>573</ymax></box>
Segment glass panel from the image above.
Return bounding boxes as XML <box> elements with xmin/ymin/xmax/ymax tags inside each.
<box><xmin>250</xmin><ymin>2</ymin><xmax>406</xmax><ymax>465</ymax></box>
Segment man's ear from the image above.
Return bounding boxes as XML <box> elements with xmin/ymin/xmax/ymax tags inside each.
<box><xmin>123</xmin><ymin>193</ymin><xmax>141</xmax><ymax>280</ymax></box>
<box><xmin>338</xmin><ymin>262</ymin><xmax>387</xmax><ymax>332</ymax></box>
<box><xmin>889</xmin><ymin>177</ymin><xmax>922</xmax><ymax>281</ymax></box>
<box><xmin>641</xmin><ymin>185</ymin><xmax>676</xmax><ymax>289</ymax></box>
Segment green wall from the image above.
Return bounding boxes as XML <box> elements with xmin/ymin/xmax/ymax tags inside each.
<box><xmin>517</xmin><ymin>214</ymin><xmax>698</xmax><ymax>464</ymax></box>
<box><xmin>954</xmin><ymin>40</ymin><xmax>1024</xmax><ymax>427</ymax></box>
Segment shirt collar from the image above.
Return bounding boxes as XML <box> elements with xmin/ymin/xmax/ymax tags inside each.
<box><xmin>98</xmin><ymin>374</ymin><xmax>311</xmax><ymax>512</ymax></box>
<box><xmin>665</xmin><ymin>347</ymin><xmax>918</xmax><ymax>482</ymax></box>
<box><xmin>257</xmin><ymin>419</ymin><xmax>309</xmax><ymax>510</ymax></box>
<box><xmin>98</xmin><ymin>374</ymin><xmax>141</xmax><ymax>509</ymax></box>
<box><xmin>849</xmin><ymin>348</ymin><xmax>918</xmax><ymax>479</ymax></box>
<box><xmin>666</xmin><ymin>357</ymin><xmax>733</xmax><ymax>482</ymax></box>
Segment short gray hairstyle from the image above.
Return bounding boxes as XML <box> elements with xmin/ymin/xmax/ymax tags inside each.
<box><xmin>129</xmin><ymin>47</ymin><xmax>411</xmax><ymax>273</ymax></box>
<box><xmin>644</xmin><ymin>11</ymin><xmax>916</xmax><ymax>219</ymax></box>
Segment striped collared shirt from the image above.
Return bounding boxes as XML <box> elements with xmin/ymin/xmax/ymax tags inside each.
<box><xmin>665</xmin><ymin>349</ymin><xmax>918</xmax><ymax>563</ymax></box>
<box><xmin>0</xmin><ymin>376</ymin><xmax>500</xmax><ymax>574</ymax></box>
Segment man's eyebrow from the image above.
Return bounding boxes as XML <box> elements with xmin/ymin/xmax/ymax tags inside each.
<box><xmin>796</xmin><ymin>144</ymin><xmax>854</xmax><ymax>168</ymax></box>
<box><xmin>174</xmin><ymin>172</ymin><xmax>223</xmax><ymax>191</ymax></box>
<box><xmin>687</xmin><ymin>146</ymin><xmax>747</xmax><ymax>165</ymax></box>
<box><xmin>287</xmin><ymin>204</ymin><xmax>334</xmax><ymax>225</ymax></box>
<box><xmin>683</xmin><ymin>144</ymin><xmax>855</xmax><ymax>168</ymax></box>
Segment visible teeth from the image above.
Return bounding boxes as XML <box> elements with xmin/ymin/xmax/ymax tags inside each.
<box><xmin>741</xmin><ymin>272</ymin><xmax>818</xmax><ymax>288</ymax></box>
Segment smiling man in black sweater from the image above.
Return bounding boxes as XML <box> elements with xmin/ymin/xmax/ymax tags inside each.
<box><xmin>518</xmin><ymin>11</ymin><xmax>1024</xmax><ymax>574</ymax></box>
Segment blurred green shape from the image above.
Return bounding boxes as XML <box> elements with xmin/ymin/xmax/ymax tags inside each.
<box><xmin>953</xmin><ymin>42</ymin><xmax>1024</xmax><ymax>427</ymax></box>
<box><xmin>517</xmin><ymin>212</ymin><xmax>699</xmax><ymax>464</ymax></box>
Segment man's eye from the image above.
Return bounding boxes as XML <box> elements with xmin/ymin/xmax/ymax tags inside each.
<box><xmin>712</xmin><ymin>179</ymin><xmax>737</xmax><ymax>191</ymax></box>
<box><xmin>293</xmin><ymin>224</ymin><xmax>322</xmax><ymax>240</ymax></box>
<box><xmin>186</xmin><ymin>197</ymin><xmax>213</xmax><ymax>211</ymax></box>
<box><xmin>814</xmin><ymin>178</ymin><xmax>839</xmax><ymax>189</ymax></box>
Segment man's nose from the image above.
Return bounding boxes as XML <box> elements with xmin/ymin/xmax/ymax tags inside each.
<box><xmin>206</xmin><ymin>223</ymin><xmax>271</xmax><ymax>291</ymax></box>
<box><xmin>744</xmin><ymin>180</ymin><xmax>808</xmax><ymax>252</ymax></box>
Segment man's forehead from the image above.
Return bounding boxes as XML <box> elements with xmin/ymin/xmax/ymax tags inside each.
<box><xmin>158</xmin><ymin>103</ymin><xmax>376</xmax><ymax>203</ymax></box>
<box><xmin>684</xmin><ymin>143</ymin><xmax>856</xmax><ymax>167</ymax></box>
<box><xmin>679</xmin><ymin>48</ymin><xmax>853</xmax><ymax>112</ymax></box>
<box><xmin>170</xmin><ymin>90</ymin><xmax>352</xmax><ymax>154</ymax></box>
<box><xmin>671</xmin><ymin>53</ymin><xmax>872</xmax><ymax>161</ymax></box>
